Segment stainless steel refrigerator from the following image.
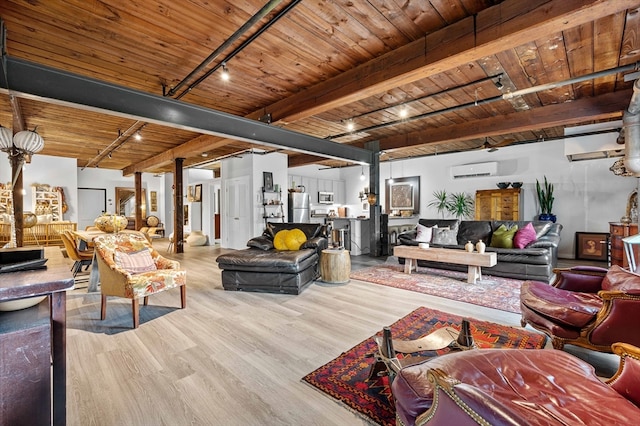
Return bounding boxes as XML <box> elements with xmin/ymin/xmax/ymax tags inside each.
<box><xmin>288</xmin><ymin>192</ymin><xmax>310</xmax><ymax>222</ymax></box>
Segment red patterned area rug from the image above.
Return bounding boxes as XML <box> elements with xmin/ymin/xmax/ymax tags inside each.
<box><xmin>302</xmin><ymin>307</ymin><xmax>546</xmax><ymax>426</ymax></box>
<box><xmin>350</xmin><ymin>263</ymin><xmax>524</xmax><ymax>313</ymax></box>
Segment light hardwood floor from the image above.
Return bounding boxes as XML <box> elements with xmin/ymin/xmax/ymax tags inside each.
<box><xmin>64</xmin><ymin>240</ymin><xmax>617</xmax><ymax>425</ymax></box>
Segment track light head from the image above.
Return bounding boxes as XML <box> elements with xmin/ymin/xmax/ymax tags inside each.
<box><xmin>221</xmin><ymin>64</ymin><xmax>230</xmax><ymax>81</ymax></box>
<box><xmin>134</xmin><ymin>131</ymin><xmax>142</xmax><ymax>141</ymax></box>
<box><xmin>494</xmin><ymin>76</ymin><xmax>504</xmax><ymax>90</ymax></box>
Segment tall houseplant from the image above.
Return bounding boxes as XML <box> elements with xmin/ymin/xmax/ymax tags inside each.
<box><xmin>446</xmin><ymin>192</ymin><xmax>475</xmax><ymax>219</ymax></box>
<box><xmin>536</xmin><ymin>176</ymin><xmax>556</xmax><ymax>222</ymax></box>
<box><xmin>428</xmin><ymin>190</ymin><xmax>474</xmax><ymax>219</ymax></box>
<box><xmin>427</xmin><ymin>190</ymin><xmax>449</xmax><ymax>218</ymax></box>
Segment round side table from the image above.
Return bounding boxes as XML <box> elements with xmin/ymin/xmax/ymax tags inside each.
<box><xmin>320</xmin><ymin>249</ymin><xmax>351</xmax><ymax>284</ymax></box>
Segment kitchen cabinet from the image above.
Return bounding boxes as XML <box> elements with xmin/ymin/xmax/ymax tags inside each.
<box><xmin>301</xmin><ymin>176</ymin><xmax>318</xmax><ymax>204</ymax></box>
<box><xmin>333</xmin><ymin>180</ymin><xmax>346</xmax><ymax>205</ymax></box>
<box><xmin>475</xmin><ymin>188</ymin><xmax>521</xmax><ymax>221</ymax></box>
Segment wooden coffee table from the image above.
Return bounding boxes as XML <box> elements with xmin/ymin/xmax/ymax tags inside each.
<box><xmin>393</xmin><ymin>245</ymin><xmax>497</xmax><ymax>284</ymax></box>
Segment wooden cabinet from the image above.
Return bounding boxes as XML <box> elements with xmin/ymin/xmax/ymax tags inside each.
<box><xmin>609</xmin><ymin>222</ymin><xmax>639</xmax><ymax>267</ymax></box>
<box><xmin>0</xmin><ymin>186</ymin><xmax>12</xmax><ymax>215</ymax></box>
<box><xmin>475</xmin><ymin>188</ymin><xmax>521</xmax><ymax>221</ymax></box>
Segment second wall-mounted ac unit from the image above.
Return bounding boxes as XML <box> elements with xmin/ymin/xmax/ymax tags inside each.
<box><xmin>450</xmin><ymin>162</ymin><xmax>498</xmax><ymax>179</ymax></box>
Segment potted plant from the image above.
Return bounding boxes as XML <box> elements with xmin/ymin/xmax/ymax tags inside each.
<box><xmin>427</xmin><ymin>190</ymin><xmax>449</xmax><ymax>218</ymax></box>
<box><xmin>536</xmin><ymin>176</ymin><xmax>556</xmax><ymax>222</ymax></box>
<box><xmin>446</xmin><ymin>192</ymin><xmax>475</xmax><ymax>219</ymax></box>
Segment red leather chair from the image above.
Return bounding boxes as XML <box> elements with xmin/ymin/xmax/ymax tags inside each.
<box><xmin>520</xmin><ymin>265</ymin><xmax>640</xmax><ymax>352</ymax></box>
<box><xmin>391</xmin><ymin>342</ymin><xmax>640</xmax><ymax>426</ymax></box>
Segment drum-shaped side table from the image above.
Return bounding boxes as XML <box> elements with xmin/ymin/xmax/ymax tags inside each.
<box><xmin>320</xmin><ymin>249</ymin><xmax>351</xmax><ymax>284</ymax></box>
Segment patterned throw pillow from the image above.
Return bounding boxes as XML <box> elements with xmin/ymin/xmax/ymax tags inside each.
<box><xmin>415</xmin><ymin>223</ymin><xmax>436</xmax><ymax>242</ymax></box>
<box><xmin>273</xmin><ymin>228</ymin><xmax>307</xmax><ymax>251</ymax></box>
<box><xmin>490</xmin><ymin>224</ymin><xmax>519</xmax><ymax>248</ymax></box>
<box><xmin>431</xmin><ymin>227</ymin><xmax>458</xmax><ymax>245</ymax></box>
<box><xmin>114</xmin><ymin>248</ymin><xmax>157</xmax><ymax>274</ymax></box>
<box><xmin>514</xmin><ymin>222</ymin><xmax>537</xmax><ymax>249</ymax></box>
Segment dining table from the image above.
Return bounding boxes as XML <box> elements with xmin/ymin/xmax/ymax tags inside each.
<box><xmin>72</xmin><ymin>230</ymin><xmax>109</xmax><ymax>292</ymax></box>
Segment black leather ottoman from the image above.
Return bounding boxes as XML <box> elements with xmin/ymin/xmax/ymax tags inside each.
<box><xmin>217</xmin><ymin>248</ymin><xmax>319</xmax><ymax>294</ymax></box>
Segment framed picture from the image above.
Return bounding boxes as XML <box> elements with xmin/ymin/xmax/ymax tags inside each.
<box><xmin>194</xmin><ymin>184</ymin><xmax>202</xmax><ymax>202</ymax></box>
<box><xmin>575</xmin><ymin>232</ymin><xmax>609</xmax><ymax>262</ymax></box>
<box><xmin>150</xmin><ymin>191</ymin><xmax>157</xmax><ymax>212</ymax></box>
<box><xmin>184</xmin><ymin>205</ymin><xmax>189</xmax><ymax>226</ymax></box>
<box><xmin>263</xmin><ymin>171</ymin><xmax>274</xmax><ymax>191</ymax></box>
<box><xmin>385</xmin><ymin>176</ymin><xmax>420</xmax><ymax>215</ymax></box>
<box><xmin>187</xmin><ymin>185</ymin><xmax>194</xmax><ymax>202</ymax></box>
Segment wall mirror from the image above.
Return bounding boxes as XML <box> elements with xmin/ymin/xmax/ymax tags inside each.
<box><xmin>115</xmin><ymin>187</ymin><xmax>146</xmax><ymax>218</ymax></box>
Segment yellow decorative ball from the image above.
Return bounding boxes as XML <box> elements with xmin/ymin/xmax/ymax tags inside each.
<box><xmin>273</xmin><ymin>228</ymin><xmax>307</xmax><ymax>251</ymax></box>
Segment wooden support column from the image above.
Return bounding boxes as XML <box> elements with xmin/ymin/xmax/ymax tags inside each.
<box><xmin>10</xmin><ymin>151</ymin><xmax>24</xmax><ymax>247</ymax></box>
<box><xmin>365</xmin><ymin>140</ymin><xmax>381</xmax><ymax>256</ymax></box>
<box><xmin>134</xmin><ymin>172</ymin><xmax>143</xmax><ymax>230</ymax></box>
<box><xmin>174</xmin><ymin>158</ymin><xmax>185</xmax><ymax>253</ymax></box>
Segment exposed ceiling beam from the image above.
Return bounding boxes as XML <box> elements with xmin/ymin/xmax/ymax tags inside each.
<box><xmin>0</xmin><ymin>56</ymin><xmax>374</xmax><ymax>173</ymax></box>
<box><xmin>252</xmin><ymin>0</ymin><xmax>636</xmax><ymax>125</ymax></box>
<box><xmin>287</xmin><ymin>89</ymin><xmax>632</xmax><ymax>167</ymax></box>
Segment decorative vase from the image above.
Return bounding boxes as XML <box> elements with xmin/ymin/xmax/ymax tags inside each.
<box><xmin>465</xmin><ymin>241</ymin><xmax>474</xmax><ymax>252</ymax></box>
<box><xmin>538</xmin><ymin>213</ymin><xmax>557</xmax><ymax>223</ymax></box>
<box><xmin>94</xmin><ymin>214</ymin><xmax>128</xmax><ymax>233</ymax></box>
<box><xmin>476</xmin><ymin>240</ymin><xmax>486</xmax><ymax>254</ymax></box>
<box><xmin>23</xmin><ymin>212</ymin><xmax>38</xmax><ymax>228</ymax></box>
<box><xmin>186</xmin><ymin>230</ymin><xmax>208</xmax><ymax>246</ymax></box>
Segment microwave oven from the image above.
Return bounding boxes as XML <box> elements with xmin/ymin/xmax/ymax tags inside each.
<box><xmin>318</xmin><ymin>191</ymin><xmax>334</xmax><ymax>204</ymax></box>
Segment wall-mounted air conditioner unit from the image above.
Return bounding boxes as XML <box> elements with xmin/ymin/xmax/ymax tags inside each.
<box><xmin>450</xmin><ymin>162</ymin><xmax>498</xmax><ymax>179</ymax></box>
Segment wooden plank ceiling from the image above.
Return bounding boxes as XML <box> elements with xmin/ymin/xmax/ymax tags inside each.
<box><xmin>0</xmin><ymin>0</ymin><xmax>638</xmax><ymax>174</ymax></box>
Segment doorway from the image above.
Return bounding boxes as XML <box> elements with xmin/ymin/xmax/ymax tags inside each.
<box><xmin>78</xmin><ymin>188</ymin><xmax>107</xmax><ymax>230</ymax></box>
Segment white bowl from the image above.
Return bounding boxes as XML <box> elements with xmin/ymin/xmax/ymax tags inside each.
<box><xmin>419</xmin><ymin>243</ymin><xmax>430</xmax><ymax>249</ymax></box>
<box><xmin>0</xmin><ymin>296</ymin><xmax>46</xmax><ymax>312</ymax></box>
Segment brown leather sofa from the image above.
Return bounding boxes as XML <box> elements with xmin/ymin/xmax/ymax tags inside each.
<box><xmin>391</xmin><ymin>342</ymin><xmax>640</xmax><ymax>426</ymax></box>
<box><xmin>216</xmin><ymin>223</ymin><xmax>328</xmax><ymax>295</ymax></box>
<box><xmin>397</xmin><ymin>219</ymin><xmax>562</xmax><ymax>282</ymax></box>
<box><xmin>521</xmin><ymin>265</ymin><xmax>640</xmax><ymax>352</ymax></box>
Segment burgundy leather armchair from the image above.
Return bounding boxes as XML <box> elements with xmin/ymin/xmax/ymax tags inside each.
<box><xmin>520</xmin><ymin>265</ymin><xmax>640</xmax><ymax>352</ymax></box>
<box><xmin>391</xmin><ymin>342</ymin><xmax>640</xmax><ymax>426</ymax></box>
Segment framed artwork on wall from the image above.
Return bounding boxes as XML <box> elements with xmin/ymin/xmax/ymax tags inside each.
<box><xmin>385</xmin><ymin>176</ymin><xmax>420</xmax><ymax>215</ymax></box>
<box><xmin>150</xmin><ymin>191</ymin><xmax>157</xmax><ymax>212</ymax></box>
<box><xmin>187</xmin><ymin>185</ymin><xmax>194</xmax><ymax>202</ymax></box>
<box><xmin>263</xmin><ymin>172</ymin><xmax>273</xmax><ymax>191</ymax></box>
<box><xmin>194</xmin><ymin>184</ymin><xmax>202</xmax><ymax>202</ymax></box>
<box><xmin>575</xmin><ymin>232</ymin><xmax>609</xmax><ymax>262</ymax></box>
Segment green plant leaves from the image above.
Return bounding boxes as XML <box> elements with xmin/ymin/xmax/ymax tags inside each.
<box><xmin>536</xmin><ymin>176</ymin><xmax>554</xmax><ymax>214</ymax></box>
<box><xmin>428</xmin><ymin>190</ymin><xmax>474</xmax><ymax>219</ymax></box>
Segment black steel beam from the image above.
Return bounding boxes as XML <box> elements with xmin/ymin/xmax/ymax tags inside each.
<box><xmin>0</xmin><ymin>56</ymin><xmax>373</xmax><ymax>165</ymax></box>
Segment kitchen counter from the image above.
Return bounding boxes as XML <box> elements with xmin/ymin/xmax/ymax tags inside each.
<box><xmin>330</xmin><ymin>218</ymin><xmax>370</xmax><ymax>256</ymax></box>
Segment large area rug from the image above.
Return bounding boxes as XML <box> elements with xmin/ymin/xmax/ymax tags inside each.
<box><xmin>350</xmin><ymin>262</ymin><xmax>523</xmax><ymax>313</ymax></box>
<box><xmin>302</xmin><ymin>307</ymin><xmax>546</xmax><ymax>426</ymax></box>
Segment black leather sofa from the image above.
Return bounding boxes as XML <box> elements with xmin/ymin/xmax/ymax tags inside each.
<box><xmin>216</xmin><ymin>222</ymin><xmax>328</xmax><ymax>294</ymax></box>
<box><xmin>397</xmin><ymin>219</ymin><xmax>562</xmax><ymax>282</ymax></box>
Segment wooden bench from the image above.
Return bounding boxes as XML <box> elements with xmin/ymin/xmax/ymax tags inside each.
<box><xmin>394</xmin><ymin>245</ymin><xmax>497</xmax><ymax>284</ymax></box>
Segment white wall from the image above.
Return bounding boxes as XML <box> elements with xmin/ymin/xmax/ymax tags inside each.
<box><xmin>337</xmin><ymin>140</ymin><xmax>637</xmax><ymax>259</ymax></box>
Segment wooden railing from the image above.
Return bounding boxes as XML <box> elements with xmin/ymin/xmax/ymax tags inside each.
<box><xmin>0</xmin><ymin>222</ymin><xmax>77</xmax><ymax>246</ymax></box>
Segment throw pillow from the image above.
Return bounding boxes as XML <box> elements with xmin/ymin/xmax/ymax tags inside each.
<box><xmin>514</xmin><ymin>222</ymin><xmax>537</xmax><ymax>249</ymax></box>
<box><xmin>247</xmin><ymin>236</ymin><xmax>274</xmax><ymax>251</ymax></box>
<box><xmin>114</xmin><ymin>248</ymin><xmax>157</xmax><ymax>274</ymax></box>
<box><xmin>415</xmin><ymin>223</ymin><xmax>436</xmax><ymax>243</ymax></box>
<box><xmin>602</xmin><ymin>265</ymin><xmax>640</xmax><ymax>293</ymax></box>
<box><xmin>431</xmin><ymin>227</ymin><xmax>458</xmax><ymax>245</ymax></box>
<box><xmin>273</xmin><ymin>229</ymin><xmax>307</xmax><ymax>251</ymax></box>
<box><xmin>490</xmin><ymin>224</ymin><xmax>519</xmax><ymax>248</ymax></box>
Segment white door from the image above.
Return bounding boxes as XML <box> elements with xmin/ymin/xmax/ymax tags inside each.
<box><xmin>78</xmin><ymin>188</ymin><xmax>106</xmax><ymax>230</ymax></box>
<box><xmin>223</xmin><ymin>176</ymin><xmax>251</xmax><ymax>249</ymax></box>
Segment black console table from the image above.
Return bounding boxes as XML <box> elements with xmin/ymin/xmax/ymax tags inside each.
<box><xmin>0</xmin><ymin>247</ymin><xmax>74</xmax><ymax>425</ymax></box>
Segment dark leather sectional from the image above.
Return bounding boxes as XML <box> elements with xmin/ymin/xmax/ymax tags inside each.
<box><xmin>216</xmin><ymin>222</ymin><xmax>328</xmax><ymax>294</ymax></box>
<box><xmin>398</xmin><ymin>219</ymin><xmax>563</xmax><ymax>282</ymax></box>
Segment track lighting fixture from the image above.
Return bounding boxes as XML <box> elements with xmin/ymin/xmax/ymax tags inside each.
<box><xmin>135</xmin><ymin>131</ymin><xmax>142</xmax><ymax>141</ymax></box>
<box><xmin>399</xmin><ymin>106</ymin><xmax>408</xmax><ymax>118</ymax></box>
<box><xmin>346</xmin><ymin>119</ymin><xmax>355</xmax><ymax>132</ymax></box>
<box><xmin>108</xmin><ymin>152</ymin><xmax>112</xmax><ymax>158</ymax></box>
<box><xmin>221</xmin><ymin>63</ymin><xmax>230</xmax><ymax>81</ymax></box>
<box><xmin>495</xmin><ymin>75</ymin><xmax>504</xmax><ymax>90</ymax></box>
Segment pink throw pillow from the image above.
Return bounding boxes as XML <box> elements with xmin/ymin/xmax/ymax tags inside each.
<box><xmin>514</xmin><ymin>222</ymin><xmax>537</xmax><ymax>249</ymax></box>
<box><xmin>114</xmin><ymin>248</ymin><xmax>157</xmax><ymax>274</ymax></box>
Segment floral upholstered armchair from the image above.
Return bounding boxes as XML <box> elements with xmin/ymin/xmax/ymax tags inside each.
<box><xmin>94</xmin><ymin>231</ymin><xmax>186</xmax><ymax>328</ymax></box>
